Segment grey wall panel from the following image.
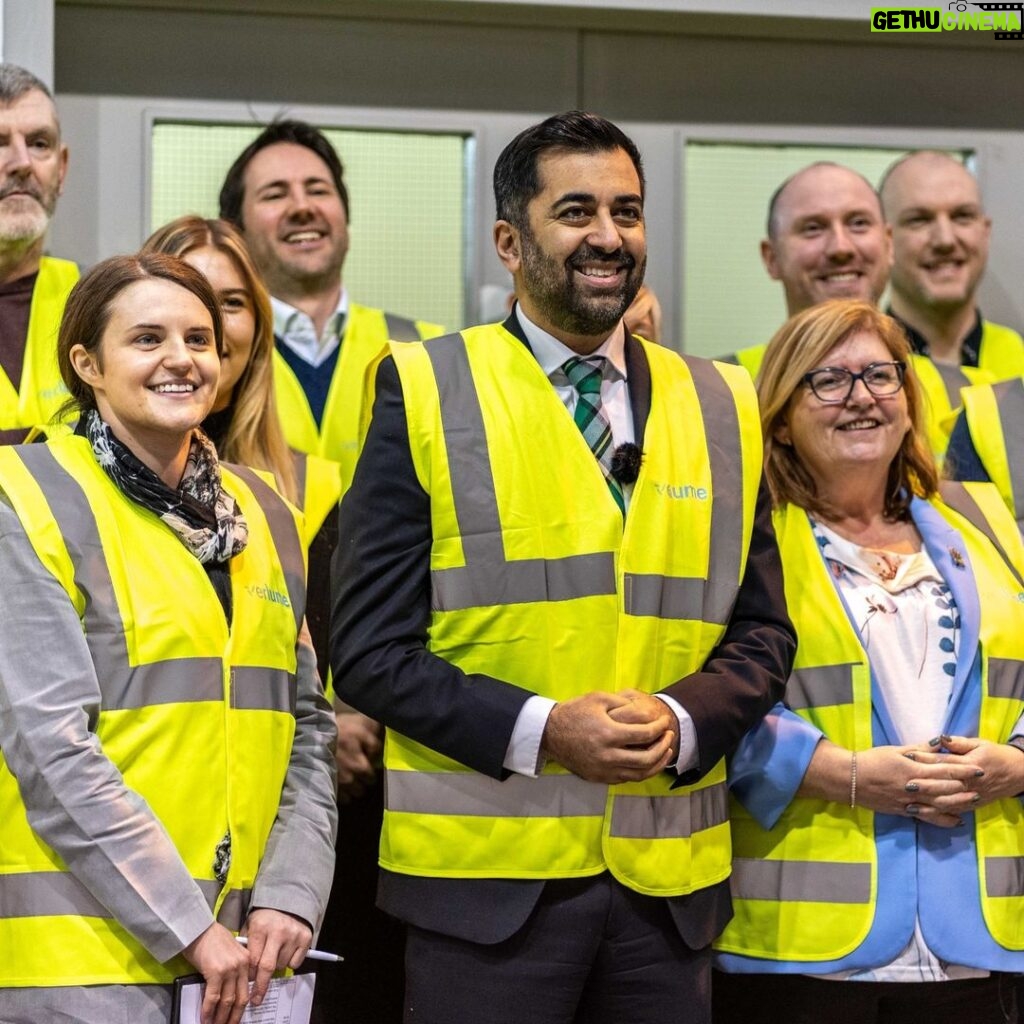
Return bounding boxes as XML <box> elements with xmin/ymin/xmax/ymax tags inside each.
<box><xmin>55</xmin><ymin>7</ymin><xmax>579</xmax><ymax>112</ymax></box>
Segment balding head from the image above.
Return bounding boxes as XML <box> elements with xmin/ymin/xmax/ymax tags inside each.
<box><xmin>761</xmin><ymin>162</ymin><xmax>892</xmax><ymax>316</ymax></box>
<box><xmin>880</xmin><ymin>151</ymin><xmax>990</xmax><ymax>317</ymax></box>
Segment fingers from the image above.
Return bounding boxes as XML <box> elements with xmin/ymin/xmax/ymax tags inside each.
<box><xmin>243</xmin><ymin>909</ymin><xmax>314</xmax><ymax>1007</ymax></box>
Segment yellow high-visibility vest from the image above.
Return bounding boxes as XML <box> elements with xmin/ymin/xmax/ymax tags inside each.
<box><xmin>381</xmin><ymin>325</ymin><xmax>762</xmax><ymax>896</ymax></box>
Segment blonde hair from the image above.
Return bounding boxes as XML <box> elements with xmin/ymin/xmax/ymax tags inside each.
<box><xmin>142</xmin><ymin>216</ymin><xmax>297</xmax><ymax>504</ymax></box>
<box><xmin>757</xmin><ymin>299</ymin><xmax>938</xmax><ymax>520</ymax></box>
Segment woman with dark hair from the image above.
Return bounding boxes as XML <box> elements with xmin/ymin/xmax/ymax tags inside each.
<box><xmin>0</xmin><ymin>253</ymin><xmax>336</xmax><ymax>1024</ymax></box>
<box><xmin>713</xmin><ymin>300</ymin><xmax>1024</xmax><ymax>1024</ymax></box>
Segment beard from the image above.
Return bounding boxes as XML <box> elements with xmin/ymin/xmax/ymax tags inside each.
<box><xmin>519</xmin><ymin>231</ymin><xmax>645</xmax><ymax>338</ymax></box>
<box><xmin>0</xmin><ymin>180</ymin><xmax>56</xmax><ymax>245</ymax></box>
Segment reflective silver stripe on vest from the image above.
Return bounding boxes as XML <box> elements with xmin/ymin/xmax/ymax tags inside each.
<box><xmin>985</xmin><ymin>856</ymin><xmax>1024</xmax><ymax>898</ymax></box>
<box><xmin>105</xmin><ymin>656</ymin><xmax>224</xmax><ymax>709</ymax></box>
<box><xmin>939</xmin><ymin>480</ymin><xmax>1024</xmax><ymax>591</ymax></box>
<box><xmin>986</xmin><ymin>658</ymin><xmax>1024</xmax><ymax>703</ymax></box>
<box><xmin>424</xmin><ymin>336</ymin><xmax>744</xmax><ymax>621</ymax></box>
<box><xmin>933</xmin><ymin>362</ymin><xmax>971</xmax><ymax>407</ymax></box>
<box><xmin>682</xmin><ymin>356</ymin><xmax>745</xmax><ymax>625</ymax></box>
<box><xmin>786</xmin><ymin>664</ymin><xmax>856</xmax><ymax>710</ymax></box>
<box><xmin>233</xmin><ymin>666</ymin><xmax>296</xmax><ymax>714</ymax></box>
<box><xmin>993</xmin><ymin>377</ymin><xmax>1024</xmax><ymax>523</ymax></box>
<box><xmin>290</xmin><ymin>449</ymin><xmax>308</xmax><ymax>513</ymax></box>
<box><xmin>386</xmin><ymin>769</ymin><xmax>608</xmax><ymax>818</ymax></box>
<box><xmin>384</xmin><ymin>312</ymin><xmax>420</xmax><ymax>342</ymax></box>
<box><xmin>0</xmin><ymin>872</ymin><xmax>247</xmax><ymax>921</ymax></box>
<box><xmin>731</xmin><ymin>857</ymin><xmax>872</xmax><ymax>904</ymax></box>
<box><xmin>608</xmin><ymin>781</ymin><xmax>728</xmax><ymax>839</ymax></box>
<box><xmin>228</xmin><ymin>464</ymin><xmax>306</xmax><ymax>630</ymax></box>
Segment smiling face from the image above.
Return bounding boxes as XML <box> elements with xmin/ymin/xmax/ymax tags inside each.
<box><xmin>70</xmin><ymin>278</ymin><xmax>220</xmax><ymax>466</ymax></box>
<box><xmin>762</xmin><ymin>165</ymin><xmax>892</xmax><ymax>316</ymax></box>
<box><xmin>495</xmin><ymin>146</ymin><xmax>646</xmax><ymax>353</ymax></box>
<box><xmin>883</xmin><ymin>153</ymin><xmax>991</xmax><ymax>315</ymax></box>
<box><xmin>183</xmin><ymin>245</ymin><xmax>256</xmax><ymax>412</ymax></box>
<box><xmin>0</xmin><ymin>88</ymin><xmax>67</xmax><ymax>247</ymax></box>
<box><xmin>238</xmin><ymin>141</ymin><xmax>348</xmax><ymax>299</ymax></box>
<box><xmin>776</xmin><ymin>328</ymin><xmax>910</xmax><ymax>496</ymax></box>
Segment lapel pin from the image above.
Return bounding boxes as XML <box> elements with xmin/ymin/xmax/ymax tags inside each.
<box><xmin>949</xmin><ymin>547</ymin><xmax>965</xmax><ymax>569</ymax></box>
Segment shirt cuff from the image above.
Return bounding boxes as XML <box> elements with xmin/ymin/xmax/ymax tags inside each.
<box><xmin>504</xmin><ymin>695</ymin><xmax>557</xmax><ymax>776</ymax></box>
<box><xmin>654</xmin><ymin>693</ymin><xmax>699</xmax><ymax>774</ymax></box>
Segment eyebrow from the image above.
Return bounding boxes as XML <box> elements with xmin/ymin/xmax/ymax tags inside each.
<box><xmin>550</xmin><ymin>191</ymin><xmax>643</xmax><ymax>209</ymax></box>
<box><xmin>256</xmin><ymin>176</ymin><xmax>333</xmax><ymax>192</ymax></box>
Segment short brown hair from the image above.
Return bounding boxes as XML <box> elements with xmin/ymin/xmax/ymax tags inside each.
<box><xmin>758</xmin><ymin>299</ymin><xmax>937</xmax><ymax>520</ymax></box>
<box><xmin>58</xmin><ymin>252</ymin><xmax>222</xmax><ymax>417</ymax></box>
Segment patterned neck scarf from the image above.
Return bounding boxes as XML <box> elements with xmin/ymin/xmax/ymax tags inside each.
<box><xmin>84</xmin><ymin>409</ymin><xmax>248</xmax><ymax>564</ymax></box>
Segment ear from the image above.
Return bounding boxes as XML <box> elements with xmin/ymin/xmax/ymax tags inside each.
<box><xmin>882</xmin><ymin>222</ymin><xmax>894</xmax><ymax>270</ymax></box>
<box><xmin>69</xmin><ymin>343</ymin><xmax>102</xmax><ymax>388</ymax></box>
<box><xmin>56</xmin><ymin>143</ymin><xmax>69</xmax><ymax>197</ymax></box>
<box><xmin>773</xmin><ymin>416</ymin><xmax>792</xmax><ymax>447</ymax></box>
<box><xmin>760</xmin><ymin>239</ymin><xmax>782</xmax><ymax>282</ymax></box>
<box><xmin>494</xmin><ymin>220</ymin><xmax>522</xmax><ymax>275</ymax></box>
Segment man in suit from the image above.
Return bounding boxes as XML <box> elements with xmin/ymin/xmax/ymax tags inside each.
<box><xmin>331</xmin><ymin>111</ymin><xmax>795</xmax><ymax>1024</ymax></box>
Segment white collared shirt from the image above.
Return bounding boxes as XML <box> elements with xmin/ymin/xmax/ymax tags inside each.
<box><xmin>271</xmin><ymin>288</ymin><xmax>349</xmax><ymax>368</ymax></box>
<box><xmin>504</xmin><ymin>308</ymin><xmax>698</xmax><ymax>777</ymax></box>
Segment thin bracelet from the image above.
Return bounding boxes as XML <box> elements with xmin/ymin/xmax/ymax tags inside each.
<box><xmin>850</xmin><ymin>751</ymin><xmax>858</xmax><ymax>809</ymax></box>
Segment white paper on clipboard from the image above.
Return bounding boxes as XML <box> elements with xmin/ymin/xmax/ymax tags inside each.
<box><xmin>175</xmin><ymin>973</ymin><xmax>316</xmax><ymax>1024</ymax></box>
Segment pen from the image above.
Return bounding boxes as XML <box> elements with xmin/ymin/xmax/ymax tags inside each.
<box><xmin>235</xmin><ymin>935</ymin><xmax>344</xmax><ymax>962</ymax></box>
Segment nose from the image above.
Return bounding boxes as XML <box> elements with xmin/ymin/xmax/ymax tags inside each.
<box><xmin>929</xmin><ymin>213</ymin><xmax>956</xmax><ymax>250</ymax></box>
<box><xmin>161</xmin><ymin>336</ymin><xmax>193</xmax><ymax>371</ymax></box>
<box><xmin>3</xmin><ymin>134</ymin><xmax>31</xmax><ymax>176</ymax></box>
<box><xmin>845</xmin><ymin>374</ymin><xmax>876</xmax><ymax>406</ymax></box>
<box><xmin>826</xmin><ymin>223</ymin><xmax>856</xmax><ymax>261</ymax></box>
<box><xmin>285</xmin><ymin>186</ymin><xmax>315</xmax><ymax>221</ymax></box>
<box><xmin>587</xmin><ymin>209</ymin><xmax>624</xmax><ymax>253</ymax></box>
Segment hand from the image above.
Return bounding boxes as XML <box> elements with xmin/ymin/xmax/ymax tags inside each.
<box><xmin>541</xmin><ymin>690</ymin><xmax>675</xmax><ymax>784</ymax></box>
<box><xmin>241</xmin><ymin>908</ymin><xmax>313</xmax><ymax>1007</ymax></box>
<box><xmin>335</xmin><ymin>711</ymin><xmax>383</xmax><ymax>803</ymax></box>
<box><xmin>904</xmin><ymin>735</ymin><xmax>1024</xmax><ymax>813</ymax></box>
<box><xmin>181</xmin><ymin>922</ymin><xmax>250</xmax><ymax>1024</ymax></box>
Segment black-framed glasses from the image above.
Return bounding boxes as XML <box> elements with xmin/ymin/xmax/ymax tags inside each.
<box><xmin>801</xmin><ymin>361</ymin><xmax>907</xmax><ymax>404</ymax></box>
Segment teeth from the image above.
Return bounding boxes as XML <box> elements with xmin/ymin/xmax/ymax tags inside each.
<box><xmin>824</xmin><ymin>272</ymin><xmax>859</xmax><ymax>282</ymax></box>
<box><xmin>578</xmin><ymin>266</ymin><xmax>620</xmax><ymax>278</ymax></box>
<box><xmin>839</xmin><ymin>420</ymin><xmax>878</xmax><ymax>431</ymax></box>
<box><xmin>152</xmin><ymin>383</ymin><xmax>195</xmax><ymax>393</ymax></box>
<box><xmin>286</xmin><ymin>231</ymin><xmax>322</xmax><ymax>242</ymax></box>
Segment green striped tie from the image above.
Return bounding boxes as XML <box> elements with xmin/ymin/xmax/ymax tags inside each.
<box><xmin>562</xmin><ymin>356</ymin><xmax>625</xmax><ymax>514</ymax></box>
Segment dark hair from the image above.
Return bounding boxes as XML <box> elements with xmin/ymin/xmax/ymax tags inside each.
<box><xmin>58</xmin><ymin>252</ymin><xmax>223</xmax><ymax>416</ymax></box>
<box><xmin>493</xmin><ymin>111</ymin><xmax>645</xmax><ymax>229</ymax></box>
<box><xmin>218</xmin><ymin>119</ymin><xmax>349</xmax><ymax>228</ymax></box>
<box><xmin>766</xmin><ymin>161</ymin><xmax>879</xmax><ymax>240</ymax></box>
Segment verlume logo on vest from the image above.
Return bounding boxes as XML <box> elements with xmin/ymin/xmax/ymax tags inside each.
<box><xmin>246</xmin><ymin>582</ymin><xmax>292</xmax><ymax>607</ymax></box>
<box><xmin>870</xmin><ymin>3</ymin><xmax>1023</xmax><ymax>37</ymax></box>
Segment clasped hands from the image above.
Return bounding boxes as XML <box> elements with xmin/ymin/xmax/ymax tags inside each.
<box><xmin>540</xmin><ymin>689</ymin><xmax>680</xmax><ymax>784</ymax></box>
<box><xmin>853</xmin><ymin>735</ymin><xmax>1024</xmax><ymax>828</ymax></box>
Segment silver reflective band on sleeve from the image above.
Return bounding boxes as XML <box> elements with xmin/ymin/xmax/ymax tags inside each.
<box><xmin>993</xmin><ymin>377</ymin><xmax>1024</xmax><ymax>524</ymax></box>
<box><xmin>986</xmin><ymin>658</ymin><xmax>1024</xmax><ymax>703</ymax></box>
<box><xmin>939</xmin><ymin>481</ymin><xmax>1024</xmax><ymax>592</ymax></box>
<box><xmin>228</xmin><ymin>464</ymin><xmax>306</xmax><ymax>630</ymax></box>
<box><xmin>933</xmin><ymin>362</ymin><xmax>972</xmax><ymax>408</ymax></box>
<box><xmin>731</xmin><ymin>857</ymin><xmax>872</xmax><ymax>904</ymax></box>
<box><xmin>384</xmin><ymin>313</ymin><xmax>420</xmax><ymax>342</ymax></box>
<box><xmin>291</xmin><ymin>449</ymin><xmax>308</xmax><ymax>513</ymax></box>
<box><xmin>215</xmin><ymin>887</ymin><xmax>253</xmax><ymax>930</ymax></box>
<box><xmin>623</xmin><ymin>574</ymin><xmax>736</xmax><ymax>626</ymax></box>
<box><xmin>608</xmin><ymin>782</ymin><xmax>728</xmax><ymax>839</ymax></box>
<box><xmin>232</xmin><ymin>667</ymin><xmax>296</xmax><ymax>714</ymax></box>
<box><xmin>985</xmin><ymin>856</ymin><xmax>1024</xmax><ymax>898</ymax></box>
<box><xmin>785</xmin><ymin>665</ymin><xmax>856</xmax><ymax>710</ymax></box>
<box><xmin>386</xmin><ymin>770</ymin><xmax>608</xmax><ymax>818</ymax></box>
<box><xmin>0</xmin><ymin>871</ymin><xmax>246</xmax><ymax>921</ymax></box>
<box><xmin>432</xmin><ymin>552</ymin><xmax>616</xmax><ymax>611</ymax></box>
<box><xmin>682</xmin><ymin>357</ymin><xmax>746</xmax><ymax>625</ymax></box>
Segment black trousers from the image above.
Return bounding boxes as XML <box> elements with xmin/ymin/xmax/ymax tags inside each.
<box><xmin>404</xmin><ymin>873</ymin><xmax>711</xmax><ymax>1024</ymax></box>
<box><xmin>712</xmin><ymin>968</ymin><xmax>1017</xmax><ymax>1024</ymax></box>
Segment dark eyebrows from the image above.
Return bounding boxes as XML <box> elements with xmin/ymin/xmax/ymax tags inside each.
<box><xmin>550</xmin><ymin>191</ymin><xmax>643</xmax><ymax>211</ymax></box>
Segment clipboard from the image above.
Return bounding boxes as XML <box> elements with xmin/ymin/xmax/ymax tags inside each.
<box><xmin>171</xmin><ymin>971</ymin><xmax>316</xmax><ymax>1023</ymax></box>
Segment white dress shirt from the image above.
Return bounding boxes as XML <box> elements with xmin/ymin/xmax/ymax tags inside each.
<box><xmin>271</xmin><ymin>287</ymin><xmax>349</xmax><ymax>367</ymax></box>
<box><xmin>503</xmin><ymin>307</ymin><xmax>699</xmax><ymax>777</ymax></box>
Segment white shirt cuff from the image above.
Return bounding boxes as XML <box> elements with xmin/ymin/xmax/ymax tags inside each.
<box><xmin>504</xmin><ymin>695</ymin><xmax>557</xmax><ymax>776</ymax></box>
<box><xmin>654</xmin><ymin>693</ymin><xmax>699</xmax><ymax>774</ymax></box>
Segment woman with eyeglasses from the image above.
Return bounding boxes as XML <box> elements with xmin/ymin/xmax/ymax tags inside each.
<box><xmin>712</xmin><ymin>300</ymin><xmax>1024</xmax><ymax>1024</ymax></box>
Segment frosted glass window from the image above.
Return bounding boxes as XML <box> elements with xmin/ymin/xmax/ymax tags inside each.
<box><xmin>151</xmin><ymin>121</ymin><xmax>468</xmax><ymax>330</ymax></box>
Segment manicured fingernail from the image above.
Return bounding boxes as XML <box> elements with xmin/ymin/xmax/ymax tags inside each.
<box><xmin>941</xmin><ymin>734</ymin><xmax>953</xmax><ymax>744</ymax></box>
<box><xmin>974</xmin><ymin>768</ymin><xmax>985</xmax><ymax>777</ymax></box>
<box><xmin>906</xmin><ymin>804</ymin><xmax>920</xmax><ymax>816</ymax></box>
<box><xmin>904</xmin><ymin>782</ymin><xmax>919</xmax><ymax>793</ymax></box>
<box><xmin>928</xmin><ymin>736</ymin><xmax>941</xmax><ymax>746</ymax></box>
